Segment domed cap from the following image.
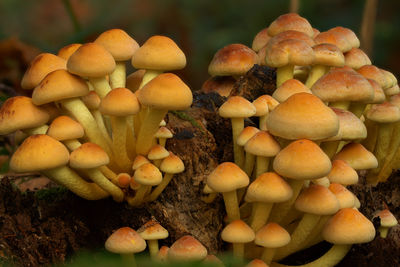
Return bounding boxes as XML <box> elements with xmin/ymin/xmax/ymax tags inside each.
<box><xmin>312</xmin><ymin>43</ymin><xmax>345</xmax><ymax>67</ymax></box>
<box><xmin>95</xmin><ymin>29</ymin><xmax>139</xmax><ymax>61</ymax></box>
<box><xmin>132</xmin><ymin>155</ymin><xmax>150</xmax><ymax>170</ymax></box>
<box><xmin>329</xmin><ymin>27</ymin><xmax>360</xmax><ymax>49</ymax></box>
<box><xmin>132</xmin><ymin>35</ymin><xmax>186</xmax><ymax>71</ymax></box>
<box><xmin>333</xmin><ymin>143</ymin><xmax>378</xmax><ymax>170</ymax></box>
<box><xmin>367</xmin><ymin>79</ymin><xmax>386</xmax><ymax>104</ymax></box>
<box><xmin>168</xmin><ymin>235</ymin><xmax>207</xmax><ymax>261</ymax></box>
<box><xmin>272</xmin><ymin>79</ymin><xmax>311</xmax><ymax>103</ymax></box>
<box><xmin>237</xmin><ymin>126</ymin><xmax>260</xmax><ymax>146</ymax></box>
<box><xmin>21</xmin><ymin>53</ymin><xmax>66</xmax><ymax>90</ymax></box>
<box><xmin>295</xmin><ymin>184</ymin><xmax>339</xmax><ymax>215</ymax></box>
<box><xmin>375</xmin><ymin>209</ymin><xmax>398</xmax><ymax>228</ymax></box>
<box><xmin>254</xmin><ymin>223</ymin><xmax>290</xmax><ymax>248</ymax></box>
<box><xmin>265</xmin><ymin>38</ymin><xmax>315</xmax><ymax>67</ymax></box>
<box><xmin>10</xmin><ymin>134</ymin><xmax>69</xmax><ymax>172</ymax></box>
<box><xmin>268</xmin><ymin>13</ymin><xmax>313</xmax><ymax>37</ymax></box>
<box><xmin>134</xmin><ymin>162</ymin><xmax>162</xmax><ymax>186</ymax></box>
<box><xmin>322</xmin><ymin>208</ymin><xmax>375</xmax><ymax>244</ymax></box>
<box><xmin>200</xmin><ymin>76</ymin><xmax>235</xmax><ymax>97</ymax></box>
<box><xmin>244</xmin><ymin>131</ymin><xmax>281</xmax><ymax>157</ymax></box>
<box><xmin>327</xmin><ymin>108</ymin><xmax>367</xmax><ymax>141</ymax></box>
<box><xmin>252</xmin><ymin>27</ymin><xmax>271</xmax><ymax>52</ymax></box>
<box><xmin>160</xmin><ymin>153</ymin><xmax>184</xmax><ymax>174</ymax></box>
<box><xmin>47</xmin><ymin>116</ymin><xmax>84</xmax><ymax>141</ymax></box>
<box><xmin>344</xmin><ymin>48</ymin><xmax>371</xmax><ymax>69</ymax></box>
<box><xmin>357</xmin><ymin>65</ymin><xmax>389</xmax><ymax>89</ymax></box>
<box><xmin>148</xmin><ymin>145</ymin><xmax>170</xmax><ymax>160</ymax></box>
<box><xmin>273</xmin><ymin>139</ymin><xmax>332</xmax><ymax>180</ymax></box>
<box><xmin>206</xmin><ymin>162</ymin><xmax>249</xmax><ymax>192</ymax></box>
<box><xmin>221</xmin><ymin>220</ymin><xmax>255</xmax><ymax>243</ymax></box>
<box><xmin>266</xmin><ymin>93</ymin><xmax>339</xmax><ymax>140</ymax></box>
<box><xmin>0</xmin><ymin>96</ymin><xmax>49</xmax><ymax>135</ymax></box>
<box><xmin>252</xmin><ymin>97</ymin><xmax>269</xmax><ymax>117</ymax></box>
<box><xmin>208</xmin><ymin>44</ymin><xmax>258</xmax><ymax>76</ymax></box>
<box><xmin>245</xmin><ymin>172</ymin><xmax>293</xmax><ymax>203</ymax></box>
<box><xmin>81</xmin><ymin>91</ymin><xmax>101</xmax><ymax>110</ymax></box>
<box><xmin>126</xmin><ymin>69</ymin><xmax>145</xmax><ymax>92</ymax></box>
<box><xmin>267</xmin><ymin>30</ymin><xmax>315</xmax><ymax>48</ymax></box>
<box><xmin>137</xmin><ymin>220</ymin><xmax>169</xmax><ymax>240</ymax></box>
<box><xmin>218</xmin><ymin>96</ymin><xmax>256</xmax><ymax>118</ymax></box>
<box><xmin>57</xmin><ymin>44</ymin><xmax>82</xmax><ymax>60</ymax></box>
<box><xmin>155</xmin><ymin>126</ymin><xmax>173</xmax><ymax>139</ymax></box>
<box><xmin>328</xmin><ymin>183</ymin><xmax>356</xmax><ymax>209</ymax></box>
<box><xmin>32</xmin><ymin>69</ymin><xmax>89</xmax><ymax>105</ymax></box>
<box><xmin>365</xmin><ymin>102</ymin><xmax>400</xmax><ymax>123</ymax></box>
<box><xmin>328</xmin><ymin>160</ymin><xmax>358</xmax><ymax>185</ymax></box>
<box><xmin>67</xmin><ymin>42</ymin><xmax>116</xmax><ymax>77</ymax></box>
<box><xmin>137</xmin><ymin>73</ymin><xmax>192</xmax><ymax>110</ymax></box>
<box><xmin>105</xmin><ymin>227</ymin><xmax>146</xmax><ymax>254</ymax></box>
<box><xmin>99</xmin><ymin>87</ymin><xmax>140</xmax><ymax>116</ymax></box>
<box><xmin>69</xmin><ymin>142</ymin><xmax>109</xmax><ymax>169</ymax></box>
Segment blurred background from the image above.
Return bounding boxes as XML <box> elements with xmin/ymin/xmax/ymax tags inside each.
<box><xmin>0</xmin><ymin>0</ymin><xmax>399</xmax><ymax>92</ymax></box>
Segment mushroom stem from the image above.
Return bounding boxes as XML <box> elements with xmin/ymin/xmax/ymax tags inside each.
<box><xmin>64</xmin><ymin>139</ymin><xmax>82</xmax><ymax>151</ymax></box>
<box><xmin>139</xmin><ymin>70</ymin><xmax>163</xmax><ymax>89</ymax></box>
<box><xmin>362</xmin><ymin>119</ymin><xmax>378</xmax><ymax>151</ymax></box>
<box><xmin>89</xmin><ymin>77</ymin><xmax>112</xmax><ymax>98</ymax></box>
<box><xmin>320</xmin><ymin>141</ymin><xmax>340</xmax><ymax>159</ymax></box>
<box><xmin>99</xmin><ymin>166</ymin><xmax>118</xmax><ymax>184</ymax></box>
<box><xmin>82</xmin><ymin>169</ymin><xmax>124</xmax><ymax>202</ymax></box>
<box><xmin>222</xmin><ymin>190</ymin><xmax>241</xmax><ymax>222</ymax></box>
<box><xmin>348</xmin><ymin>102</ymin><xmax>367</xmax><ymax>118</ymax></box>
<box><xmin>92</xmin><ymin>109</ymin><xmax>113</xmax><ymax>146</ymax></box>
<box><xmin>110</xmin><ymin>116</ymin><xmax>132</xmax><ymax>172</ymax></box>
<box><xmin>121</xmin><ymin>253</ymin><xmax>136</xmax><ymax>267</ymax></box>
<box><xmin>110</xmin><ymin>61</ymin><xmax>126</xmax><ymax>89</ymax></box>
<box><xmin>261</xmin><ymin>247</ymin><xmax>276</xmax><ymax>265</ymax></box>
<box><xmin>276</xmin><ymin>65</ymin><xmax>294</xmax><ymax>87</ymax></box>
<box><xmin>148</xmin><ymin>173</ymin><xmax>173</xmax><ymax>201</ymax></box>
<box><xmin>250</xmin><ymin>202</ymin><xmax>273</xmax><ymax>232</ymax></box>
<box><xmin>259</xmin><ymin>114</ymin><xmax>269</xmax><ymax>131</ymax></box>
<box><xmin>328</xmin><ymin>101</ymin><xmax>350</xmax><ymax>110</ymax></box>
<box><xmin>255</xmin><ymin>156</ymin><xmax>269</xmax><ymax>177</ymax></box>
<box><xmin>231</xmin><ymin>117</ymin><xmax>245</xmax><ymax>168</ymax></box>
<box><xmin>232</xmin><ymin>243</ymin><xmax>245</xmax><ymax>259</ymax></box>
<box><xmin>201</xmin><ymin>193</ymin><xmax>217</xmax><ymax>203</ymax></box>
<box><xmin>126</xmin><ymin>115</ymin><xmax>136</xmax><ymax>160</ymax></box>
<box><xmin>305</xmin><ymin>65</ymin><xmax>328</xmax><ymax>88</ymax></box>
<box><xmin>24</xmin><ymin>125</ymin><xmax>49</xmax><ymax>135</ymax></box>
<box><xmin>379</xmin><ymin>226</ymin><xmax>390</xmax><ymax>238</ymax></box>
<box><xmin>42</xmin><ymin>167</ymin><xmax>109</xmax><ymax>200</ymax></box>
<box><xmin>271</xmin><ymin>244</ymin><xmax>352</xmax><ymax>267</ymax></box>
<box><xmin>127</xmin><ymin>185</ymin><xmax>150</xmax><ymax>206</ymax></box>
<box><xmin>147</xmin><ymin>239</ymin><xmax>159</xmax><ymax>259</ymax></box>
<box><xmin>136</xmin><ymin>108</ymin><xmax>167</xmax><ymax>155</ymax></box>
<box><xmin>244</xmin><ymin>152</ymin><xmax>256</xmax><ymax>177</ymax></box>
<box><xmin>300</xmin><ymin>215</ymin><xmax>331</xmax><ymax>251</ymax></box>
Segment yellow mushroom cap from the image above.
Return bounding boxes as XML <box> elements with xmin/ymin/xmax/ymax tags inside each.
<box><xmin>206</xmin><ymin>162</ymin><xmax>249</xmax><ymax>192</ymax></box>
<box><xmin>148</xmin><ymin>145</ymin><xmax>170</xmax><ymax>160</ymax></box>
<box><xmin>69</xmin><ymin>142</ymin><xmax>109</xmax><ymax>169</ymax></box>
<box><xmin>344</xmin><ymin>48</ymin><xmax>371</xmax><ymax>70</ymax></box>
<box><xmin>237</xmin><ymin>126</ymin><xmax>260</xmax><ymax>146</ymax></box>
<box><xmin>0</xmin><ymin>96</ymin><xmax>49</xmax><ymax>135</ymax></box>
<box><xmin>221</xmin><ymin>219</ymin><xmax>255</xmax><ymax>243</ymax></box>
<box><xmin>21</xmin><ymin>53</ymin><xmax>66</xmax><ymax>90</ymax></box>
<box><xmin>312</xmin><ymin>43</ymin><xmax>345</xmax><ymax>67</ymax></box>
<box><xmin>218</xmin><ymin>96</ymin><xmax>256</xmax><ymax>118</ymax></box>
<box><xmin>81</xmin><ymin>91</ymin><xmax>101</xmax><ymax>110</ymax></box>
<box><xmin>295</xmin><ymin>184</ymin><xmax>339</xmax><ymax>215</ymax></box>
<box><xmin>99</xmin><ymin>87</ymin><xmax>140</xmax><ymax>116</ymax></box>
<box><xmin>105</xmin><ymin>227</ymin><xmax>146</xmax><ymax>254</ymax></box>
<box><xmin>366</xmin><ymin>102</ymin><xmax>400</xmax><ymax>123</ymax></box>
<box><xmin>252</xmin><ymin>27</ymin><xmax>271</xmax><ymax>52</ymax></box>
<box><xmin>375</xmin><ymin>209</ymin><xmax>398</xmax><ymax>228</ymax></box>
<box><xmin>137</xmin><ymin>220</ymin><xmax>169</xmax><ymax>240</ymax></box>
<box><xmin>168</xmin><ymin>235</ymin><xmax>208</xmax><ymax>261</ymax></box>
<box><xmin>328</xmin><ymin>160</ymin><xmax>358</xmax><ymax>185</ymax></box>
<box><xmin>333</xmin><ymin>143</ymin><xmax>378</xmax><ymax>170</ymax></box>
<box><xmin>57</xmin><ymin>44</ymin><xmax>82</xmax><ymax>61</ymax></box>
<box><xmin>95</xmin><ymin>29</ymin><xmax>139</xmax><ymax>61</ymax></box>
<box><xmin>132</xmin><ymin>35</ymin><xmax>186</xmax><ymax>71</ymax></box>
<box><xmin>126</xmin><ymin>69</ymin><xmax>145</xmax><ymax>92</ymax></box>
<box><xmin>132</xmin><ymin>155</ymin><xmax>150</xmax><ymax>170</ymax></box>
<box><xmin>267</xmin><ymin>30</ymin><xmax>315</xmax><ymax>48</ymax></box>
<box><xmin>268</xmin><ymin>13</ymin><xmax>314</xmax><ymax>37</ymax></box>
<box><xmin>10</xmin><ymin>134</ymin><xmax>69</xmax><ymax>172</ymax></box>
<box><xmin>47</xmin><ymin>116</ymin><xmax>84</xmax><ymax>141</ymax></box>
<box><xmin>273</xmin><ymin>139</ymin><xmax>332</xmax><ymax>180</ymax></box>
<box><xmin>314</xmin><ymin>30</ymin><xmax>352</xmax><ymax>53</ymax></box>
<box><xmin>272</xmin><ymin>79</ymin><xmax>311</xmax><ymax>103</ymax></box>
<box><xmin>67</xmin><ymin>42</ymin><xmax>116</xmax><ymax>77</ymax></box>
<box><xmin>134</xmin><ymin>163</ymin><xmax>162</xmax><ymax>186</ymax></box>
<box><xmin>160</xmin><ymin>153</ymin><xmax>184</xmax><ymax>174</ymax></box>
<box><xmin>326</xmin><ymin>108</ymin><xmax>367</xmax><ymax>141</ymax></box>
<box><xmin>322</xmin><ymin>208</ymin><xmax>375</xmax><ymax>244</ymax></box>
<box><xmin>265</xmin><ymin>38</ymin><xmax>315</xmax><ymax>67</ymax></box>
<box><xmin>357</xmin><ymin>65</ymin><xmax>389</xmax><ymax>89</ymax></box>
<box><xmin>254</xmin><ymin>222</ymin><xmax>291</xmax><ymax>248</ymax></box>
<box><xmin>244</xmin><ymin>131</ymin><xmax>281</xmax><ymax>157</ymax></box>
<box><xmin>328</xmin><ymin>183</ymin><xmax>356</xmax><ymax>209</ymax></box>
<box><xmin>155</xmin><ymin>127</ymin><xmax>173</xmax><ymax>139</ymax></box>
<box><xmin>137</xmin><ymin>73</ymin><xmax>193</xmax><ymax>110</ymax></box>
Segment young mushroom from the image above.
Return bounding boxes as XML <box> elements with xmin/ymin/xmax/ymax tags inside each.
<box><xmin>137</xmin><ymin>219</ymin><xmax>169</xmax><ymax>259</ymax></box>
<box><xmin>168</xmin><ymin>235</ymin><xmax>208</xmax><ymax>262</ymax></box>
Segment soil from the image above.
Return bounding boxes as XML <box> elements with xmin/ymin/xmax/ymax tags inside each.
<box><xmin>0</xmin><ymin>65</ymin><xmax>399</xmax><ymax>266</ymax></box>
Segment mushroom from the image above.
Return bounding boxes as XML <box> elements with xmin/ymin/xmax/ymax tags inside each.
<box><xmin>137</xmin><ymin>219</ymin><xmax>169</xmax><ymax>259</ymax></box>
<box><xmin>221</xmin><ymin>219</ymin><xmax>255</xmax><ymax>259</ymax></box>
<box><xmin>255</xmin><ymin>223</ymin><xmax>290</xmax><ymax>264</ymax></box>
<box><xmin>168</xmin><ymin>235</ymin><xmax>208</xmax><ymax>262</ymax></box>
<box><xmin>374</xmin><ymin>208</ymin><xmax>398</xmax><ymax>238</ymax></box>
<box><xmin>154</xmin><ymin>126</ymin><xmax>173</xmax><ymax>147</ymax></box>
<box><xmin>147</xmin><ymin>144</ymin><xmax>170</xmax><ymax>167</ymax></box>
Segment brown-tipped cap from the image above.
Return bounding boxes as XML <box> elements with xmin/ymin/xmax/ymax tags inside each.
<box><xmin>237</xmin><ymin>126</ymin><xmax>260</xmax><ymax>146</ymax></box>
<box><xmin>21</xmin><ymin>53</ymin><xmax>66</xmax><ymax>90</ymax></box>
<box><xmin>148</xmin><ymin>145</ymin><xmax>170</xmax><ymax>160</ymax></box>
<box><xmin>137</xmin><ymin>220</ymin><xmax>169</xmax><ymax>240</ymax></box>
<box><xmin>252</xmin><ymin>97</ymin><xmax>269</xmax><ymax>117</ymax></box>
<box><xmin>245</xmin><ymin>259</ymin><xmax>270</xmax><ymax>267</ymax></box>
<box><xmin>137</xmin><ymin>73</ymin><xmax>192</xmax><ymax>110</ymax></box>
<box><xmin>157</xmin><ymin>246</ymin><xmax>170</xmax><ymax>262</ymax></box>
<box><xmin>254</xmin><ymin>223</ymin><xmax>290</xmax><ymax>248</ymax></box>
<box><xmin>117</xmin><ymin>173</ymin><xmax>131</xmax><ymax>188</ymax></box>
<box><xmin>257</xmin><ymin>95</ymin><xmax>280</xmax><ymax>110</ymax></box>
<box><xmin>272</xmin><ymin>79</ymin><xmax>311</xmax><ymax>103</ymax></box>
<box><xmin>328</xmin><ymin>183</ymin><xmax>356</xmax><ymax>209</ymax></box>
<box><xmin>330</xmin><ymin>27</ymin><xmax>360</xmax><ymax>49</ymax></box>
<box><xmin>295</xmin><ymin>184</ymin><xmax>339</xmax><ymax>215</ymax></box>
<box><xmin>314</xmin><ymin>29</ymin><xmax>355</xmax><ymax>53</ymax></box>
<box><xmin>160</xmin><ymin>153</ymin><xmax>184</xmax><ymax>174</ymax></box>
<box><xmin>367</xmin><ymin>79</ymin><xmax>386</xmax><ymax>104</ymax></box>
<box><xmin>95</xmin><ymin>29</ymin><xmax>139</xmax><ymax>61</ymax></box>
<box><xmin>311</xmin><ymin>68</ymin><xmax>374</xmax><ymax>103</ymax></box>
<box><xmin>312</xmin><ymin>43</ymin><xmax>345</xmax><ymax>67</ymax></box>
<box><xmin>267</xmin><ymin>30</ymin><xmax>315</xmax><ymax>48</ymax></box>
<box><xmin>70</xmin><ymin>142</ymin><xmax>109</xmax><ymax>169</ymax></box>
<box><xmin>375</xmin><ymin>209</ymin><xmax>398</xmax><ymax>228</ymax></box>
<box><xmin>132</xmin><ymin>155</ymin><xmax>150</xmax><ymax>170</ymax></box>
<box><xmin>126</xmin><ymin>69</ymin><xmax>145</xmax><ymax>92</ymax></box>
<box><xmin>273</xmin><ymin>139</ymin><xmax>332</xmax><ymax>180</ymax></box>
<box><xmin>168</xmin><ymin>235</ymin><xmax>208</xmax><ymax>261</ymax></box>
<box><xmin>132</xmin><ymin>35</ymin><xmax>186</xmax><ymax>71</ymax></box>
<box><xmin>333</xmin><ymin>143</ymin><xmax>378</xmax><ymax>170</ymax></box>
<box><xmin>266</xmin><ymin>93</ymin><xmax>339</xmax><ymax>140</ymax></box>
<box><xmin>328</xmin><ymin>160</ymin><xmax>359</xmax><ymax>185</ymax></box>
<box><xmin>134</xmin><ymin>162</ymin><xmax>162</xmax><ymax>186</ymax></box>
<box><xmin>366</xmin><ymin>102</ymin><xmax>400</xmax><ymax>123</ymax></box>
<box><xmin>155</xmin><ymin>127</ymin><xmax>173</xmax><ymax>139</ymax></box>
<box><xmin>200</xmin><ymin>76</ymin><xmax>235</xmax><ymax>97</ymax></box>
<box><xmin>344</xmin><ymin>48</ymin><xmax>371</xmax><ymax>69</ymax></box>
<box><xmin>385</xmin><ymin>84</ymin><xmax>400</xmax><ymax>96</ymax></box>
<box><xmin>357</xmin><ymin>65</ymin><xmax>389</xmax><ymax>89</ymax></box>
<box><xmin>0</xmin><ymin>96</ymin><xmax>49</xmax><ymax>135</ymax></box>
<box><xmin>81</xmin><ymin>91</ymin><xmax>101</xmax><ymax>110</ymax></box>
<box><xmin>244</xmin><ymin>131</ymin><xmax>281</xmax><ymax>157</ymax></box>
<box><xmin>10</xmin><ymin>134</ymin><xmax>69</xmax><ymax>172</ymax></box>
<box><xmin>322</xmin><ymin>208</ymin><xmax>375</xmax><ymax>244</ymax></box>
<box><xmin>245</xmin><ymin>172</ymin><xmax>293</xmax><ymax>203</ymax></box>
<box><xmin>105</xmin><ymin>227</ymin><xmax>146</xmax><ymax>254</ymax></box>
<box><xmin>221</xmin><ymin>219</ymin><xmax>255</xmax><ymax>243</ymax></box>
<box><xmin>32</xmin><ymin>69</ymin><xmax>89</xmax><ymax>105</ymax></box>
<box><xmin>265</xmin><ymin>38</ymin><xmax>315</xmax><ymax>67</ymax></box>
<box><xmin>312</xmin><ymin>177</ymin><xmax>330</xmax><ymax>188</ymax></box>
<box><xmin>328</xmin><ymin>108</ymin><xmax>367</xmax><ymax>141</ymax></box>
<box><xmin>99</xmin><ymin>87</ymin><xmax>140</xmax><ymax>116</ymax></box>
<box><xmin>268</xmin><ymin>13</ymin><xmax>313</xmax><ymax>37</ymax></box>
<box><xmin>57</xmin><ymin>44</ymin><xmax>82</xmax><ymax>60</ymax></box>
<box><xmin>206</xmin><ymin>162</ymin><xmax>249</xmax><ymax>192</ymax></box>
<box><xmin>218</xmin><ymin>96</ymin><xmax>256</xmax><ymax>118</ymax></box>
<box><xmin>381</xmin><ymin>69</ymin><xmax>397</xmax><ymax>88</ymax></box>
<box><xmin>252</xmin><ymin>27</ymin><xmax>271</xmax><ymax>52</ymax></box>
<box><xmin>67</xmin><ymin>42</ymin><xmax>116</xmax><ymax>77</ymax></box>
<box><xmin>208</xmin><ymin>44</ymin><xmax>258</xmax><ymax>76</ymax></box>
<box><xmin>47</xmin><ymin>116</ymin><xmax>84</xmax><ymax>141</ymax></box>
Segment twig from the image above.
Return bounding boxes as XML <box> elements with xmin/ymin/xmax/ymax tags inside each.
<box><xmin>360</xmin><ymin>0</ymin><xmax>378</xmax><ymax>57</ymax></box>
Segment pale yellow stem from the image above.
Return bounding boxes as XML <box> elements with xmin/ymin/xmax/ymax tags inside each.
<box><xmin>24</xmin><ymin>125</ymin><xmax>49</xmax><ymax>135</ymax></box>
<box><xmin>276</xmin><ymin>65</ymin><xmax>294</xmax><ymax>87</ymax></box>
<box><xmin>223</xmin><ymin>190</ymin><xmax>241</xmax><ymax>222</ymax></box>
<box><xmin>110</xmin><ymin>62</ymin><xmax>126</xmax><ymax>89</ymax></box>
<box><xmin>231</xmin><ymin>117</ymin><xmax>245</xmax><ymax>168</ymax></box>
<box><xmin>89</xmin><ymin>76</ymin><xmax>112</xmax><ymax>98</ymax></box>
<box><xmin>148</xmin><ymin>173</ymin><xmax>173</xmax><ymax>201</ymax></box>
<box><xmin>110</xmin><ymin>116</ymin><xmax>132</xmax><ymax>172</ymax></box>
<box><xmin>136</xmin><ymin>108</ymin><xmax>167</xmax><ymax>155</ymax></box>
<box><xmin>83</xmin><ymin>169</ymin><xmax>124</xmax><ymax>202</ymax></box>
<box><xmin>255</xmin><ymin>156</ymin><xmax>269</xmax><ymax>177</ymax></box>
<box><xmin>305</xmin><ymin>65</ymin><xmax>328</xmax><ymax>88</ymax></box>
<box><xmin>250</xmin><ymin>202</ymin><xmax>273</xmax><ymax>232</ymax></box>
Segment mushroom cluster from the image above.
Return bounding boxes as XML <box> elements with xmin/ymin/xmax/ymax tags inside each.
<box><xmin>0</xmin><ymin>30</ymin><xmax>189</xmax><ymax>206</ymax></box>
<box><xmin>202</xmin><ymin>12</ymin><xmax>400</xmax><ymax>266</ymax></box>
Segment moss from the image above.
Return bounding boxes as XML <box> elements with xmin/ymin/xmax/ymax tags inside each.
<box><xmin>170</xmin><ymin>111</ymin><xmax>206</xmax><ymax>135</ymax></box>
<box><xmin>34</xmin><ymin>186</ymin><xmax>69</xmax><ymax>202</ymax></box>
